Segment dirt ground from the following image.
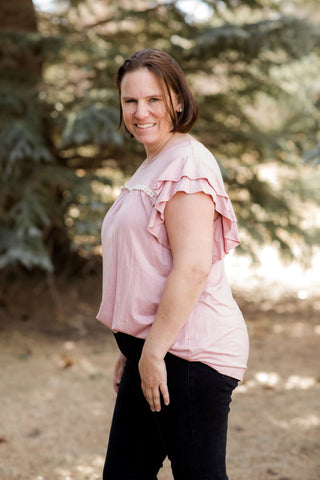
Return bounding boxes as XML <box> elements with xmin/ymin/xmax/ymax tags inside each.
<box><xmin>0</xmin><ymin>269</ymin><xmax>319</xmax><ymax>480</ymax></box>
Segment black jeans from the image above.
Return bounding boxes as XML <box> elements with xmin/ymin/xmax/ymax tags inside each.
<box><xmin>103</xmin><ymin>332</ymin><xmax>238</xmax><ymax>480</ymax></box>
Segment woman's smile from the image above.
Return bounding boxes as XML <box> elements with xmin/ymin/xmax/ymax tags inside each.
<box><xmin>136</xmin><ymin>123</ymin><xmax>156</xmax><ymax>129</ymax></box>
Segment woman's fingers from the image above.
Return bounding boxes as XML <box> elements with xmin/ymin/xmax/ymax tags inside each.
<box><xmin>150</xmin><ymin>383</ymin><xmax>170</xmax><ymax>412</ymax></box>
<box><xmin>139</xmin><ymin>356</ymin><xmax>170</xmax><ymax>412</ymax></box>
<box><xmin>145</xmin><ymin>386</ymin><xmax>159</xmax><ymax>412</ymax></box>
<box><xmin>142</xmin><ymin>384</ymin><xmax>163</xmax><ymax>412</ymax></box>
<box><xmin>113</xmin><ymin>371</ymin><xmax>121</xmax><ymax>393</ymax></box>
<box><xmin>113</xmin><ymin>352</ymin><xmax>126</xmax><ymax>393</ymax></box>
<box><xmin>160</xmin><ymin>382</ymin><xmax>170</xmax><ymax>407</ymax></box>
<box><xmin>141</xmin><ymin>381</ymin><xmax>170</xmax><ymax>412</ymax></box>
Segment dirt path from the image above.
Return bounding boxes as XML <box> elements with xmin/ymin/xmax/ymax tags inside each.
<box><xmin>0</xmin><ymin>274</ymin><xmax>319</xmax><ymax>480</ymax></box>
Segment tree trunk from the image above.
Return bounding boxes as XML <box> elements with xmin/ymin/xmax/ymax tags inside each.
<box><xmin>0</xmin><ymin>0</ymin><xmax>38</xmax><ymax>32</ymax></box>
<box><xmin>0</xmin><ymin>0</ymin><xmax>41</xmax><ymax>91</ymax></box>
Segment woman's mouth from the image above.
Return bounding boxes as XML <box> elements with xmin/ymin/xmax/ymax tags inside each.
<box><xmin>136</xmin><ymin>123</ymin><xmax>156</xmax><ymax>129</ymax></box>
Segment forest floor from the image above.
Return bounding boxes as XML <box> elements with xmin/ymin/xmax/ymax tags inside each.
<box><xmin>0</xmin><ymin>265</ymin><xmax>319</xmax><ymax>480</ymax></box>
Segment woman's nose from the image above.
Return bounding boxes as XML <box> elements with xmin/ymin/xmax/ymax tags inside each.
<box><xmin>135</xmin><ymin>101</ymin><xmax>148</xmax><ymax>119</ymax></box>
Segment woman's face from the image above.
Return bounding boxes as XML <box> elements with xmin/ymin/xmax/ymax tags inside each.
<box><xmin>120</xmin><ymin>68</ymin><xmax>181</xmax><ymax>155</ymax></box>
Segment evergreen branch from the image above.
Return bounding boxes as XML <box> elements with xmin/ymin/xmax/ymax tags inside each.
<box><xmin>190</xmin><ymin>16</ymin><xmax>317</xmax><ymax>61</ymax></box>
<box><xmin>303</xmin><ymin>144</ymin><xmax>320</xmax><ymax>165</ymax></box>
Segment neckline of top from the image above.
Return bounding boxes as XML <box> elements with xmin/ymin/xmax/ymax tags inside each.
<box><xmin>141</xmin><ymin>135</ymin><xmax>194</xmax><ymax>169</ymax></box>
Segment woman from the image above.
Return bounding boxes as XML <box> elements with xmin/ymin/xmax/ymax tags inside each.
<box><xmin>97</xmin><ymin>48</ymin><xmax>249</xmax><ymax>480</ymax></box>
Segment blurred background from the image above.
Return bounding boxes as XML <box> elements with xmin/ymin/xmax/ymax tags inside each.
<box><xmin>0</xmin><ymin>1</ymin><xmax>319</xmax><ymax>479</ymax></box>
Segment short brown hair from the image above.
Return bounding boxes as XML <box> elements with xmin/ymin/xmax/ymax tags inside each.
<box><xmin>116</xmin><ymin>49</ymin><xmax>199</xmax><ymax>137</ymax></box>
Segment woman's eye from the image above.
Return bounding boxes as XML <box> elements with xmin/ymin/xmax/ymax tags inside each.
<box><xmin>150</xmin><ymin>98</ymin><xmax>159</xmax><ymax>103</ymax></box>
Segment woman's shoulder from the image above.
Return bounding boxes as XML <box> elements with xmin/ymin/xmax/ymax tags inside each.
<box><xmin>167</xmin><ymin>135</ymin><xmax>213</xmax><ymax>159</ymax></box>
<box><xmin>161</xmin><ymin>135</ymin><xmax>222</xmax><ymax>181</ymax></box>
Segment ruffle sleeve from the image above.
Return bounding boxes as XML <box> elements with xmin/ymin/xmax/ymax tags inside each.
<box><xmin>147</xmin><ymin>156</ymin><xmax>240</xmax><ymax>263</ymax></box>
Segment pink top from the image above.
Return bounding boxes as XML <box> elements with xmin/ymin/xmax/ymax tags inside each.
<box><xmin>97</xmin><ymin>136</ymin><xmax>249</xmax><ymax>380</ymax></box>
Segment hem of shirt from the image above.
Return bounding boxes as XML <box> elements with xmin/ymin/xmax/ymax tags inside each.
<box><xmin>97</xmin><ymin>319</ymin><xmax>247</xmax><ymax>382</ymax></box>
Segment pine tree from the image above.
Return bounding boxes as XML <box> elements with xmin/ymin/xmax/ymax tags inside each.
<box><xmin>0</xmin><ymin>0</ymin><xmax>113</xmax><ymax>271</ymax></box>
<box><xmin>0</xmin><ymin>0</ymin><xmax>55</xmax><ymax>271</ymax></box>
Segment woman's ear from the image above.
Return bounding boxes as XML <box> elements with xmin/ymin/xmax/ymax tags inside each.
<box><xmin>177</xmin><ymin>103</ymin><xmax>183</xmax><ymax>113</ymax></box>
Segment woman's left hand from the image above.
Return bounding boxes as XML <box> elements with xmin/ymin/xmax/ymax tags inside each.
<box><xmin>138</xmin><ymin>351</ymin><xmax>170</xmax><ymax>412</ymax></box>
<box><xmin>113</xmin><ymin>352</ymin><xmax>126</xmax><ymax>393</ymax></box>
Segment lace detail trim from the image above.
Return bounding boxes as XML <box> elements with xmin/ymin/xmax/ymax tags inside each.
<box><xmin>121</xmin><ymin>184</ymin><xmax>157</xmax><ymax>200</ymax></box>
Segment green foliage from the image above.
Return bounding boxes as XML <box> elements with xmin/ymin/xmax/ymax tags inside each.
<box><xmin>0</xmin><ymin>121</ymin><xmax>52</xmax><ymax>176</ymax></box>
<box><xmin>0</xmin><ymin>0</ymin><xmax>319</xmax><ymax>272</ymax></box>
<box><xmin>62</xmin><ymin>105</ymin><xmax>123</xmax><ymax>148</ymax></box>
<box><xmin>0</xmin><ymin>169</ymin><xmax>53</xmax><ymax>271</ymax></box>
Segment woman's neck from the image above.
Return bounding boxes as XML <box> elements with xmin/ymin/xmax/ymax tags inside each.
<box><xmin>144</xmin><ymin>133</ymin><xmax>188</xmax><ymax>165</ymax></box>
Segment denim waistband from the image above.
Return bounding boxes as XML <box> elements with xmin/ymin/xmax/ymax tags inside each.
<box><xmin>114</xmin><ymin>332</ymin><xmax>145</xmax><ymax>367</ymax></box>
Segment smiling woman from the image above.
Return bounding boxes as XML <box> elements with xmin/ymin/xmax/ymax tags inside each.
<box><xmin>97</xmin><ymin>48</ymin><xmax>249</xmax><ymax>480</ymax></box>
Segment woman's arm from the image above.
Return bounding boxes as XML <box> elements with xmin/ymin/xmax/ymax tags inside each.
<box><xmin>138</xmin><ymin>191</ymin><xmax>215</xmax><ymax>412</ymax></box>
